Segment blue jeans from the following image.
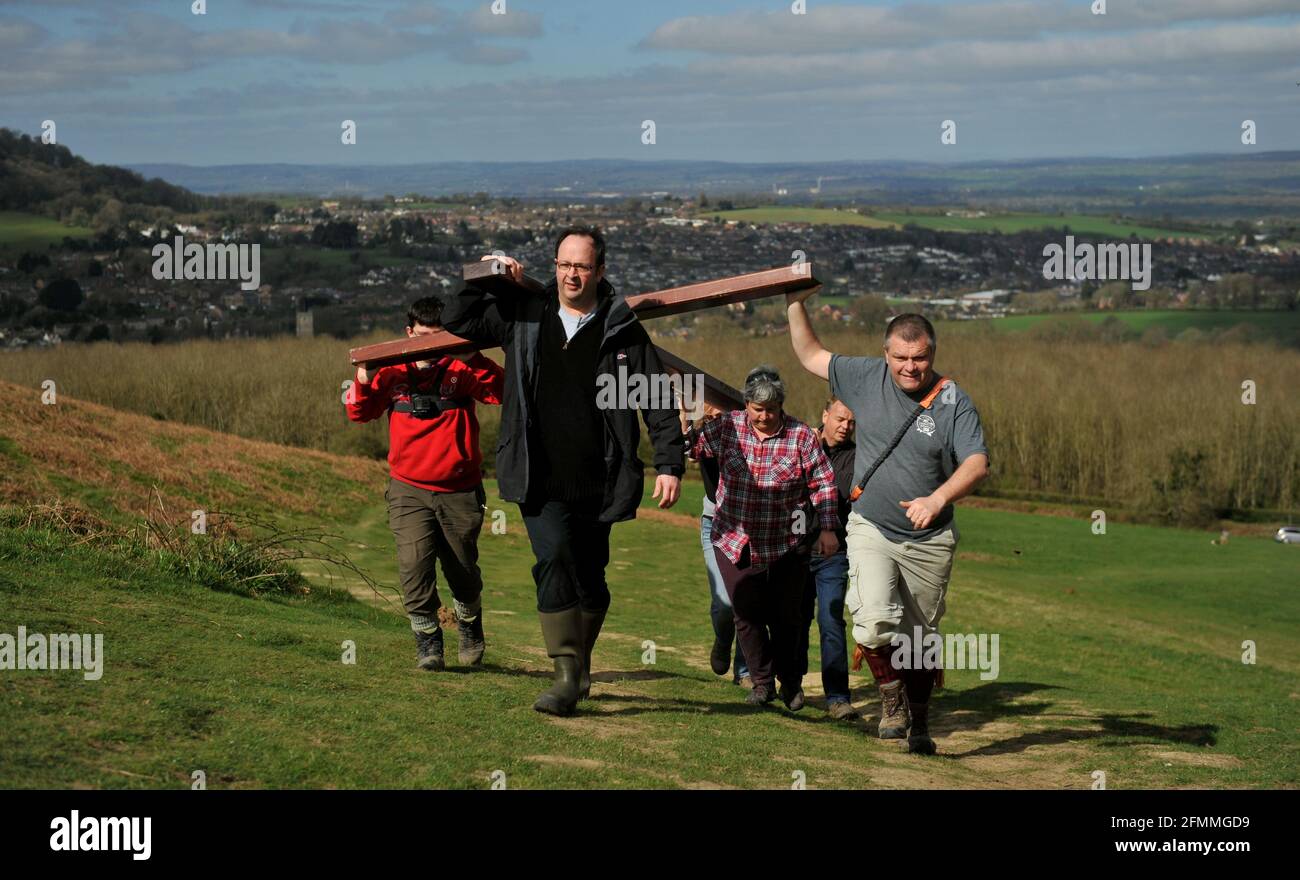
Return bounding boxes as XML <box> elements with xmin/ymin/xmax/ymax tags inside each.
<box><xmin>702</xmin><ymin>515</ymin><xmax>748</xmax><ymax>679</ymax></box>
<box><xmin>799</xmin><ymin>550</ymin><xmax>851</xmax><ymax>704</ymax></box>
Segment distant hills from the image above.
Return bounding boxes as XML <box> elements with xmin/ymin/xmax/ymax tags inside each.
<box><xmin>0</xmin><ymin>128</ymin><xmax>270</xmax><ymax>233</ymax></box>
<box><xmin>4</xmin><ymin>121</ymin><xmax>1298</xmax><ymax>225</ymax></box>
<box><xmin>0</xmin><ymin>128</ymin><xmax>217</xmax><ymax>228</ymax></box>
<box><xmin>127</xmin><ymin>152</ymin><xmax>1300</xmax><ymax>219</ymax></box>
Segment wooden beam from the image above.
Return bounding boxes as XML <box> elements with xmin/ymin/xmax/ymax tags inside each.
<box><xmin>462</xmin><ymin>258</ymin><xmax>547</xmax><ymax>297</ymax></box>
<box><xmin>626</xmin><ymin>264</ymin><xmax>818</xmax><ymax>319</ymax></box>
<box><xmin>352</xmin><ymin>262</ymin><xmax>820</xmax><ymax>367</ymax></box>
<box><xmin>654</xmin><ymin>346</ymin><xmax>745</xmax><ymax>413</ymax></box>
<box><xmin>461</xmin><ymin>261</ymin><xmax>819</xmax><ymax>320</ymax></box>
<box><xmin>349</xmin><ymin>330</ymin><xmax>477</xmax><ymax>367</ymax></box>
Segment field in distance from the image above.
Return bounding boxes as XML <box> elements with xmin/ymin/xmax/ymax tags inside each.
<box><xmin>699</xmin><ymin>205</ymin><xmax>1207</xmax><ymax>240</ymax></box>
<box><xmin>0</xmin><ymin>210</ymin><xmax>92</xmax><ymax>253</ymax></box>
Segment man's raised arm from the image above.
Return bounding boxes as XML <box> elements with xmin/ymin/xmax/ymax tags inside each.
<box><xmin>786</xmin><ymin>285</ymin><xmax>832</xmax><ymax>381</ymax></box>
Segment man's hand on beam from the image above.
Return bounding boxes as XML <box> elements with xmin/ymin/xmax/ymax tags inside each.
<box><xmin>785</xmin><ymin>282</ymin><xmax>822</xmax><ymax>307</ymax></box>
<box><xmin>480</xmin><ymin>254</ymin><xmax>524</xmax><ymax>283</ymax></box>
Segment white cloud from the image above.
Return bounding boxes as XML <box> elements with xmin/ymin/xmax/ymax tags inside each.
<box><xmin>0</xmin><ymin>4</ymin><xmax>545</xmax><ymax>94</ymax></box>
<box><xmin>640</xmin><ymin>0</ymin><xmax>1300</xmax><ymax>54</ymax></box>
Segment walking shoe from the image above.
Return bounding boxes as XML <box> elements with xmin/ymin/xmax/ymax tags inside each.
<box><xmin>735</xmin><ymin>674</ymin><xmax>754</xmax><ymax>690</ymax></box>
<box><xmin>826</xmin><ymin>701</ymin><xmax>858</xmax><ymax>721</ymax></box>
<box><xmin>907</xmin><ymin>701</ymin><xmax>937</xmax><ymax>755</ymax></box>
<box><xmin>414</xmin><ymin>628</ymin><xmax>444</xmax><ymax>672</ymax></box>
<box><xmin>876</xmin><ymin>679</ymin><xmax>910</xmax><ymax>739</ymax></box>
<box><xmin>533</xmin><ymin>610</ymin><xmax>583</xmax><ymax>716</ymax></box>
<box><xmin>745</xmin><ymin>684</ymin><xmax>776</xmax><ymax>706</ymax></box>
<box><xmin>709</xmin><ymin>633</ymin><xmax>733</xmax><ymax>676</ymax></box>
<box><xmin>779</xmin><ymin>682</ymin><xmax>805</xmax><ymax>712</ymax></box>
<box><xmin>457</xmin><ymin>614</ymin><xmax>485</xmax><ymax>666</ymax></box>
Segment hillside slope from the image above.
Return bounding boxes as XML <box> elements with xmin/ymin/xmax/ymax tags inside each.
<box><xmin>0</xmin><ymin>383</ymin><xmax>1296</xmax><ymax>789</ymax></box>
<box><xmin>0</xmin><ymin>379</ymin><xmax>385</xmax><ymax>525</ymax></box>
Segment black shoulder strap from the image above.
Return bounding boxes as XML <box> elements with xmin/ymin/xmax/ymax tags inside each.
<box><xmin>392</xmin><ymin>359</ymin><xmax>456</xmax><ymax>413</ymax></box>
<box><xmin>849</xmin><ymin>376</ymin><xmax>949</xmax><ymax>503</ymax></box>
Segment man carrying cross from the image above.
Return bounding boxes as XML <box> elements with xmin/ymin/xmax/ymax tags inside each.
<box><xmin>441</xmin><ymin>226</ymin><xmax>684</xmax><ymax>716</ymax></box>
<box><xmin>786</xmin><ymin>290</ymin><xmax>989</xmax><ymax>755</ymax></box>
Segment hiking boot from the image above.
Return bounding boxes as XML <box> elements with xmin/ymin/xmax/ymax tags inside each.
<box><xmin>876</xmin><ymin>679</ymin><xmax>910</xmax><ymax>739</ymax></box>
<box><xmin>709</xmin><ymin>633</ymin><xmax>733</xmax><ymax>676</ymax></box>
<box><xmin>533</xmin><ymin>610</ymin><xmax>583</xmax><ymax>716</ymax></box>
<box><xmin>745</xmin><ymin>683</ymin><xmax>776</xmax><ymax>706</ymax></box>
<box><xmin>827</xmin><ymin>701</ymin><xmax>858</xmax><ymax>721</ymax></box>
<box><xmin>414</xmin><ymin>628</ymin><xmax>444</xmax><ymax>672</ymax></box>
<box><xmin>907</xmin><ymin>701</ymin><xmax>937</xmax><ymax>755</ymax></box>
<box><xmin>457</xmin><ymin>613</ymin><xmax>485</xmax><ymax>666</ymax></box>
<box><xmin>577</xmin><ymin>608</ymin><xmax>606</xmax><ymax>700</ymax></box>
<box><xmin>779</xmin><ymin>682</ymin><xmax>805</xmax><ymax>712</ymax></box>
<box><xmin>735</xmin><ymin>674</ymin><xmax>754</xmax><ymax>690</ymax></box>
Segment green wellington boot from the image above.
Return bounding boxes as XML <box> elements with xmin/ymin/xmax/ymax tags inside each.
<box><xmin>533</xmin><ymin>609</ymin><xmax>584</xmax><ymax>716</ymax></box>
<box><xmin>577</xmin><ymin>608</ymin><xmax>607</xmax><ymax>700</ymax></box>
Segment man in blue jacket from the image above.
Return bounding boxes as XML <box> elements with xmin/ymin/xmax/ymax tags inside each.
<box><xmin>441</xmin><ymin>226</ymin><xmax>684</xmax><ymax>716</ymax></box>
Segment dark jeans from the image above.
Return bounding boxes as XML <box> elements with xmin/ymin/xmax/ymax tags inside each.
<box><xmin>702</xmin><ymin>515</ymin><xmax>748</xmax><ymax>679</ymax></box>
<box><xmin>712</xmin><ymin>543</ymin><xmax>809</xmax><ymax>693</ymax></box>
<box><xmin>797</xmin><ymin>550</ymin><xmax>852</xmax><ymax>704</ymax></box>
<box><xmin>385</xmin><ymin>478</ymin><xmax>485</xmax><ymax>625</ymax></box>
<box><xmin>519</xmin><ymin>497</ymin><xmax>613</xmax><ymax>613</ymax></box>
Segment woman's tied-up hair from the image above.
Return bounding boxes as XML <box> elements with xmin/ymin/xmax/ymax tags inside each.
<box><xmin>743</xmin><ymin>365</ymin><xmax>785</xmax><ymax>407</ymax></box>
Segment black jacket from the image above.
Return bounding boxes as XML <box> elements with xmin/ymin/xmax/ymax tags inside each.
<box><xmin>441</xmin><ymin>274</ymin><xmax>685</xmax><ymax>523</ymax></box>
<box><xmin>801</xmin><ymin>433</ymin><xmax>855</xmax><ymax>550</ymax></box>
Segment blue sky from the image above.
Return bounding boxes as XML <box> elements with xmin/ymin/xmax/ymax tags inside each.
<box><xmin>2</xmin><ymin>0</ymin><xmax>1298</xmax><ymax>166</ymax></box>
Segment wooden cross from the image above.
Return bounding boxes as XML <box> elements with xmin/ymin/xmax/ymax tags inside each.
<box><xmin>349</xmin><ymin>259</ymin><xmax>821</xmax><ymax>409</ymax></box>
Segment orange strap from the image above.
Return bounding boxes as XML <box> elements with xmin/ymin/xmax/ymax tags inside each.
<box><xmin>919</xmin><ymin>375</ymin><xmax>951</xmax><ymax>409</ymax></box>
<box><xmin>847</xmin><ymin>376</ymin><xmax>952</xmax><ymax>504</ymax></box>
<box><xmin>851</xmin><ymin>643</ymin><xmax>867</xmax><ymax>672</ymax></box>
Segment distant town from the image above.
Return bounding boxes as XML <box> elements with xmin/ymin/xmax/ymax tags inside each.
<box><xmin>2</xmin><ymin>194</ymin><xmax>1297</xmax><ymax>352</ymax></box>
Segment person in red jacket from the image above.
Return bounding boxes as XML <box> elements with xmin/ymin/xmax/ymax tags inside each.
<box><xmin>346</xmin><ymin>296</ymin><xmax>505</xmax><ymax>671</ymax></box>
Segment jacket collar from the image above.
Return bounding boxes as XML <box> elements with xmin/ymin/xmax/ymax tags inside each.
<box><xmin>544</xmin><ymin>276</ymin><xmax>634</xmax><ymax>342</ymax></box>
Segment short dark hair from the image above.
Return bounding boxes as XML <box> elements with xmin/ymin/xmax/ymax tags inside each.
<box><xmin>554</xmin><ymin>225</ymin><xmax>606</xmax><ymax>267</ymax></box>
<box><xmin>407</xmin><ymin>296</ymin><xmax>444</xmax><ymax>329</ymax></box>
<box><xmin>823</xmin><ymin>394</ymin><xmax>841</xmax><ymax>413</ymax></box>
<box><xmin>885</xmin><ymin>313</ymin><xmax>936</xmax><ymax>351</ymax></box>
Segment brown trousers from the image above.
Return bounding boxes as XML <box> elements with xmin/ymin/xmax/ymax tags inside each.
<box><xmin>385</xmin><ymin>478</ymin><xmax>486</xmax><ymax>626</ymax></box>
<box><xmin>712</xmin><ymin>543</ymin><xmax>810</xmax><ymax>693</ymax></box>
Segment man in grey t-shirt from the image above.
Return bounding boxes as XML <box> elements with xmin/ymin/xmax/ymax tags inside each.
<box><xmin>786</xmin><ymin>289</ymin><xmax>989</xmax><ymax>755</ymax></box>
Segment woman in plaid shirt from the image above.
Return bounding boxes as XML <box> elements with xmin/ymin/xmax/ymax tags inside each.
<box><xmin>691</xmin><ymin>366</ymin><xmax>840</xmax><ymax>708</ymax></box>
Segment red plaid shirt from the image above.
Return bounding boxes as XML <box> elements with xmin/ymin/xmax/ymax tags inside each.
<box><xmin>692</xmin><ymin>410</ymin><xmax>838</xmax><ymax>566</ymax></box>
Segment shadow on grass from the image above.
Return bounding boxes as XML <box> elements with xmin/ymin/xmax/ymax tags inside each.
<box><xmin>440</xmin><ymin>663</ymin><xmax>683</xmax><ymax>685</ymax></box>
<box><xmin>930</xmin><ymin>681</ymin><xmax>1218</xmax><ymax>758</ymax></box>
<box><xmin>580</xmin><ymin>693</ymin><xmax>816</xmax><ymax>717</ymax></box>
<box><xmin>431</xmin><ymin>660</ymin><xmax>800</xmax><ymax>717</ymax></box>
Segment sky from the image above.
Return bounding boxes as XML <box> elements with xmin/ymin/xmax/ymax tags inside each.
<box><xmin>1</xmin><ymin>0</ymin><xmax>1298</xmax><ymax>166</ymax></box>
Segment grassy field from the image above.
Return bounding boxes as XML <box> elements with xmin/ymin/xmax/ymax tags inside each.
<box><xmin>695</xmin><ymin>205</ymin><xmax>1205</xmax><ymax>239</ymax></box>
<box><xmin>259</xmin><ymin>245</ymin><xmax>425</xmax><ymax>273</ymax></box>
<box><xmin>699</xmin><ymin>207</ymin><xmax>897</xmax><ymax>228</ymax></box>
<box><xmin>0</xmin><ymin>210</ymin><xmax>93</xmax><ymax>252</ymax></box>
<box><xmin>870</xmin><ymin>211</ymin><xmax>1204</xmax><ymax>239</ymax></box>
<box><xmin>0</xmin><ymin>380</ymin><xmax>1296</xmax><ymax>789</ymax></box>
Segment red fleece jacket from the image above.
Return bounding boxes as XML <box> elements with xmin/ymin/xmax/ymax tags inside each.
<box><xmin>346</xmin><ymin>353</ymin><xmax>504</xmax><ymax>492</ymax></box>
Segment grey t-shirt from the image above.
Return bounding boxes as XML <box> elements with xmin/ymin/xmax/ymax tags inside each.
<box><xmin>829</xmin><ymin>354</ymin><xmax>989</xmax><ymax>543</ymax></box>
<box><xmin>557</xmin><ymin>306</ymin><xmax>596</xmax><ymax>341</ymax></box>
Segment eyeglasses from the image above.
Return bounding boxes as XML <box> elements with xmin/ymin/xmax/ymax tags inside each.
<box><xmin>555</xmin><ymin>260</ymin><xmax>597</xmax><ymax>275</ymax></box>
